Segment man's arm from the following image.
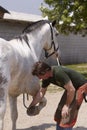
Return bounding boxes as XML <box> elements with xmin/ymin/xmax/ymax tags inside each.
<box><xmin>62</xmin><ymin>80</ymin><xmax>75</xmax><ymax>117</ymax></box>
<box><xmin>29</xmin><ymin>87</ymin><xmax>47</xmax><ymax>107</ymax></box>
<box><xmin>64</xmin><ymin>80</ymin><xmax>75</xmax><ymax>106</ymax></box>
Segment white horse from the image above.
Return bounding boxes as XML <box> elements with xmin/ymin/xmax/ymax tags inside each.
<box><xmin>0</xmin><ymin>20</ymin><xmax>59</xmax><ymax>130</ymax></box>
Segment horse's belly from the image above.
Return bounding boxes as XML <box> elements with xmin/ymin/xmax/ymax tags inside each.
<box><xmin>8</xmin><ymin>76</ymin><xmax>40</xmax><ymax>96</ymax></box>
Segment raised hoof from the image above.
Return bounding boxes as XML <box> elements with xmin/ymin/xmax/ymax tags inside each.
<box><xmin>27</xmin><ymin>106</ymin><xmax>40</xmax><ymax>116</ymax></box>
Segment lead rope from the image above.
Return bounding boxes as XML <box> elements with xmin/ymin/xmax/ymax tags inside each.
<box><xmin>57</xmin><ymin>57</ymin><xmax>60</xmax><ymax>66</ymax></box>
<box><xmin>23</xmin><ymin>93</ymin><xmax>29</xmax><ymax>109</ymax></box>
<box><xmin>55</xmin><ymin>52</ymin><xmax>60</xmax><ymax>66</ymax></box>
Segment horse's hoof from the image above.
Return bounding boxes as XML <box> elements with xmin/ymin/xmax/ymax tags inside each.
<box><xmin>27</xmin><ymin>106</ymin><xmax>39</xmax><ymax>116</ymax></box>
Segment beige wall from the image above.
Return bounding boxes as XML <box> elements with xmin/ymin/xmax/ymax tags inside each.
<box><xmin>0</xmin><ymin>20</ymin><xmax>28</xmax><ymax>40</ymax></box>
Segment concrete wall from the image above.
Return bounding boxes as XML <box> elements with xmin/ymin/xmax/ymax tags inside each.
<box><xmin>0</xmin><ymin>20</ymin><xmax>27</xmax><ymax>40</ymax></box>
<box><xmin>58</xmin><ymin>34</ymin><xmax>87</xmax><ymax>65</ymax></box>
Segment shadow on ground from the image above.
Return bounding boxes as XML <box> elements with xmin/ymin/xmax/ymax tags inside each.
<box><xmin>16</xmin><ymin>123</ymin><xmax>55</xmax><ymax>130</ymax></box>
<box><xmin>73</xmin><ymin>127</ymin><xmax>87</xmax><ymax>130</ymax></box>
<box><xmin>16</xmin><ymin>124</ymin><xmax>87</xmax><ymax>130</ymax></box>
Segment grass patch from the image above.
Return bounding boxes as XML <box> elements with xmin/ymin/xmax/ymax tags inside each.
<box><xmin>66</xmin><ymin>63</ymin><xmax>87</xmax><ymax>78</ymax></box>
<box><xmin>47</xmin><ymin>84</ymin><xmax>63</xmax><ymax>93</ymax></box>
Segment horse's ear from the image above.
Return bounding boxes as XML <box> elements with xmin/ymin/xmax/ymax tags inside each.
<box><xmin>52</xmin><ymin>20</ymin><xmax>56</xmax><ymax>27</ymax></box>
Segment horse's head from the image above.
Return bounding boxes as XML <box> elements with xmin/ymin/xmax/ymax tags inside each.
<box><xmin>43</xmin><ymin>20</ymin><xmax>59</xmax><ymax>64</ymax></box>
<box><xmin>22</xmin><ymin>20</ymin><xmax>60</xmax><ymax>64</ymax></box>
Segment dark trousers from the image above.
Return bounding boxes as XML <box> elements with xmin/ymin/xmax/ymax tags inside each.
<box><xmin>56</xmin><ymin>124</ymin><xmax>72</xmax><ymax>130</ymax></box>
<box><xmin>54</xmin><ymin>83</ymin><xmax>87</xmax><ymax>128</ymax></box>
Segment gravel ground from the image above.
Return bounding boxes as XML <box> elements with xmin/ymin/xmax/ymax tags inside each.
<box><xmin>4</xmin><ymin>91</ymin><xmax>87</xmax><ymax>130</ymax></box>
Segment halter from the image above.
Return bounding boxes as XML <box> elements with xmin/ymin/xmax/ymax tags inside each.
<box><xmin>44</xmin><ymin>23</ymin><xmax>59</xmax><ymax>59</ymax></box>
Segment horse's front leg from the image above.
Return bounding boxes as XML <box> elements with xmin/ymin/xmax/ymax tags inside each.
<box><xmin>0</xmin><ymin>87</ymin><xmax>7</xmax><ymax>130</ymax></box>
<box><xmin>27</xmin><ymin>96</ymin><xmax>47</xmax><ymax>116</ymax></box>
<box><xmin>9</xmin><ymin>95</ymin><xmax>18</xmax><ymax>130</ymax></box>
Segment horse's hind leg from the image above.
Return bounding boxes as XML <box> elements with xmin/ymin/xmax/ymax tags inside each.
<box><xmin>9</xmin><ymin>96</ymin><xmax>18</xmax><ymax>130</ymax></box>
<box><xmin>0</xmin><ymin>87</ymin><xmax>7</xmax><ymax>130</ymax></box>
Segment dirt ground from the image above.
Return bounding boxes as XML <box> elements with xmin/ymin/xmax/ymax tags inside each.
<box><xmin>4</xmin><ymin>91</ymin><xmax>87</xmax><ymax>130</ymax></box>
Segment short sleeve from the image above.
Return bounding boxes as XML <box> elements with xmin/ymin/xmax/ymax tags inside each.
<box><xmin>42</xmin><ymin>78</ymin><xmax>50</xmax><ymax>88</ymax></box>
<box><xmin>54</xmin><ymin>66</ymin><xmax>71</xmax><ymax>87</ymax></box>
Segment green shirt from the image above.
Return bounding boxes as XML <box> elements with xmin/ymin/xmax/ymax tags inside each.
<box><xmin>42</xmin><ymin>66</ymin><xmax>87</xmax><ymax>90</ymax></box>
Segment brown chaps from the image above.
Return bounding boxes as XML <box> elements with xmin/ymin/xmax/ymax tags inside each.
<box><xmin>54</xmin><ymin>83</ymin><xmax>87</xmax><ymax>128</ymax></box>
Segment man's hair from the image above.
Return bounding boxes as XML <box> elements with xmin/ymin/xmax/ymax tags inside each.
<box><xmin>32</xmin><ymin>61</ymin><xmax>51</xmax><ymax>76</ymax></box>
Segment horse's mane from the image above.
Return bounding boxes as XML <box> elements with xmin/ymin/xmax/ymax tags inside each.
<box><xmin>22</xmin><ymin>20</ymin><xmax>50</xmax><ymax>33</ymax></box>
<box><xmin>15</xmin><ymin>20</ymin><xmax>50</xmax><ymax>44</ymax></box>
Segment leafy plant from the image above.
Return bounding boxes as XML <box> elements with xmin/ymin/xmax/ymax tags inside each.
<box><xmin>40</xmin><ymin>0</ymin><xmax>87</xmax><ymax>36</ymax></box>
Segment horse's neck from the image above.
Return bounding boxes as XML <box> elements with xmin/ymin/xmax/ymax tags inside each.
<box><xmin>9</xmin><ymin>24</ymin><xmax>51</xmax><ymax>62</ymax></box>
<box><xmin>28</xmin><ymin>24</ymin><xmax>50</xmax><ymax>61</ymax></box>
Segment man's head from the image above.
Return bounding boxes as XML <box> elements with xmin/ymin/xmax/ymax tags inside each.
<box><xmin>32</xmin><ymin>61</ymin><xmax>51</xmax><ymax>79</ymax></box>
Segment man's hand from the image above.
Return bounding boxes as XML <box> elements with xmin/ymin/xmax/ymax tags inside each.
<box><xmin>61</xmin><ymin>105</ymin><xmax>69</xmax><ymax>118</ymax></box>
